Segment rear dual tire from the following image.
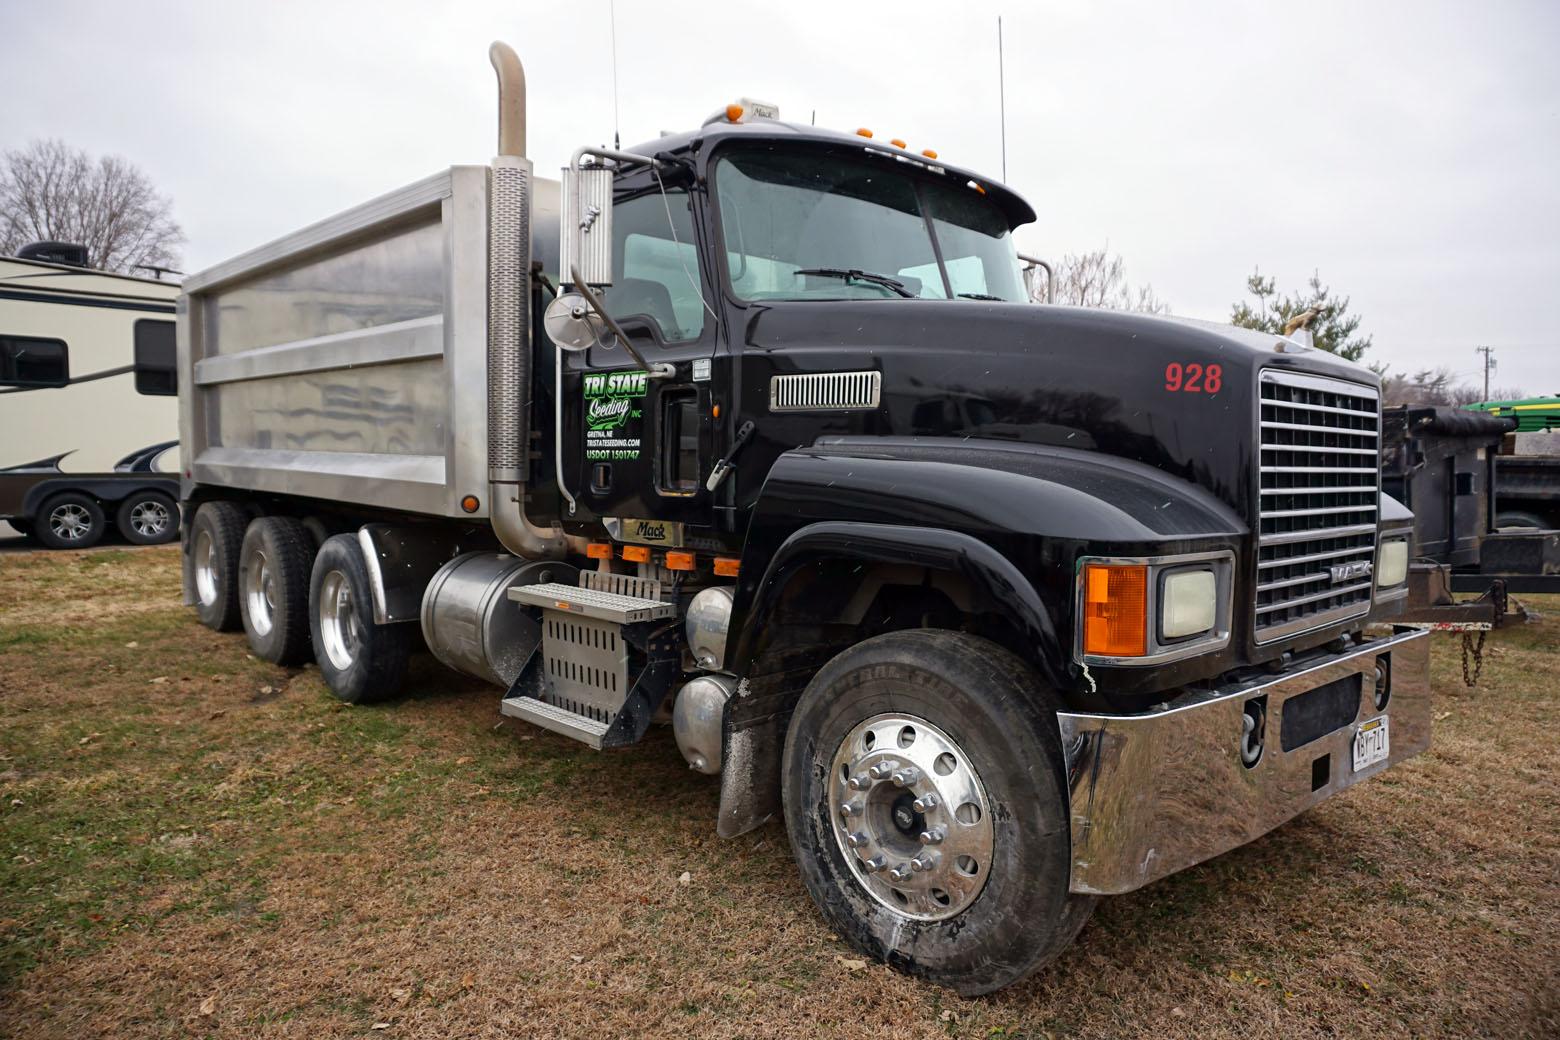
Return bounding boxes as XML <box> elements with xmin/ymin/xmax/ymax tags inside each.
<box><xmin>309</xmin><ymin>534</ymin><xmax>410</xmax><ymax>704</ymax></box>
<box><xmin>239</xmin><ymin>516</ymin><xmax>314</xmax><ymax>666</ymax></box>
<box><xmin>782</xmin><ymin>630</ymin><xmax>1094</xmax><ymax>996</ymax></box>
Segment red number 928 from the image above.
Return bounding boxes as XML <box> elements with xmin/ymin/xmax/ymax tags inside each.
<box><xmin>1165</xmin><ymin>362</ymin><xmax>1222</xmax><ymax>394</ymax></box>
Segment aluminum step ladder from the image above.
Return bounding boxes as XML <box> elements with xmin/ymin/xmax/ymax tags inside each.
<box><xmin>499</xmin><ymin>571</ymin><xmax>681</xmax><ymax>748</ymax></box>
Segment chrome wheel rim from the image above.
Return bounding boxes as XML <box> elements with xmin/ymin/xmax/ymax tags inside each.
<box><xmin>49</xmin><ymin>503</ymin><xmax>92</xmax><ymax>542</ymax></box>
<box><xmin>318</xmin><ymin>570</ymin><xmax>361</xmax><ymax>672</ymax></box>
<box><xmin>194</xmin><ymin>530</ymin><xmax>218</xmax><ymax>605</ymax></box>
<box><xmin>130</xmin><ymin>500</ymin><xmax>171</xmax><ymax>538</ymax></box>
<box><xmin>242</xmin><ymin>547</ymin><xmax>276</xmax><ymax>637</ymax></box>
<box><xmin>829</xmin><ymin>713</ymin><xmax>995</xmax><ymax>921</ymax></box>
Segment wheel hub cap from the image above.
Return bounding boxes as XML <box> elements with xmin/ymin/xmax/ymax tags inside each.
<box><xmin>130</xmin><ymin>501</ymin><xmax>169</xmax><ymax>537</ymax></box>
<box><xmin>194</xmin><ymin>531</ymin><xmax>218</xmax><ymax>605</ymax></box>
<box><xmin>829</xmin><ymin>712</ymin><xmax>994</xmax><ymax>921</ymax></box>
<box><xmin>318</xmin><ymin>570</ymin><xmax>360</xmax><ymax>671</ymax></box>
<box><xmin>243</xmin><ymin>549</ymin><xmax>275</xmax><ymax>636</ymax></box>
<box><xmin>50</xmin><ymin>504</ymin><xmax>91</xmax><ymax>540</ymax></box>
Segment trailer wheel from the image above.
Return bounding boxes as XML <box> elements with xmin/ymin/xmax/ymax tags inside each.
<box><xmin>309</xmin><ymin>534</ymin><xmax>410</xmax><ymax>703</ymax></box>
<box><xmin>191</xmin><ymin>502</ymin><xmax>247</xmax><ymax>631</ymax></box>
<box><xmin>116</xmin><ymin>490</ymin><xmax>179</xmax><ymax>545</ymax></box>
<box><xmin>782</xmin><ymin>630</ymin><xmax>1094</xmax><ymax>996</ymax></box>
<box><xmin>35</xmin><ymin>492</ymin><xmax>106</xmax><ymax>550</ymax></box>
<box><xmin>239</xmin><ymin>517</ymin><xmax>315</xmax><ymax>666</ymax></box>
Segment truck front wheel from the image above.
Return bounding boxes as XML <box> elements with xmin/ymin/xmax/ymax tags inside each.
<box><xmin>782</xmin><ymin>630</ymin><xmax>1094</xmax><ymax>995</ymax></box>
<box><xmin>309</xmin><ymin>534</ymin><xmax>410</xmax><ymax>704</ymax></box>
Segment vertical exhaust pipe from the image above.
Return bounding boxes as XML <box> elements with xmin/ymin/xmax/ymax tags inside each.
<box><xmin>487</xmin><ymin>41</ymin><xmax>565</xmax><ymax>559</ymax></box>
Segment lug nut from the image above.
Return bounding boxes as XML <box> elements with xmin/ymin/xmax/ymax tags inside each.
<box><xmin>847</xmin><ymin>772</ymin><xmax>874</xmax><ymax>791</ymax></box>
<box><xmin>888</xmin><ymin>863</ymin><xmax>913</xmax><ymax>883</ymax></box>
<box><xmin>890</xmin><ymin>766</ymin><xmax>922</xmax><ymax>787</ymax></box>
<box><xmin>840</xmin><ymin>799</ymin><xmax>863</xmax><ymax>817</ymax></box>
<box><xmin>846</xmin><ymin>831</ymin><xmax>869</xmax><ymax>849</ymax></box>
<box><xmin>868</xmin><ymin>760</ymin><xmax>900</xmax><ymax>780</ymax></box>
<box><xmin>911</xmin><ymin>793</ymin><xmax>939</xmax><ymax>813</ymax></box>
<box><xmin>911</xmin><ymin>852</ymin><xmax>939</xmax><ymax>873</ymax></box>
<box><xmin>919</xmin><ymin>826</ymin><xmax>946</xmax><ymax>846</ymax></box>
<box><xmin>862</xmin><ymin>855</ymin><xmax>886</xmax><ymax>873</ymax></box>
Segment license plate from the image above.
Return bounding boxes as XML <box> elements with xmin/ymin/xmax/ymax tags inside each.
<box><xmin>1353</xmin><ymin>716</ymin><xmax>1390</xmax><ymax>771</ymax></box>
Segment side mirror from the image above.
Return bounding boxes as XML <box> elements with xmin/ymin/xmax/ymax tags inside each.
<box><xmin>1018</xmin><ymin>254</ymin><xmax>1053</xmax><ymax>304</ymax></box>
<box><xmin>543</xmin><ymin>293</ymin><xmax>607</xmax><ymax>352</ymax></box>
<box><xmin>560</xmin><ymin>164</ymin><xmax>614</xmax><ymax>289</ymax></box>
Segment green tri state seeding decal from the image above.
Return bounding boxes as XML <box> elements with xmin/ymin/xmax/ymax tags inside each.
<box><xmin>583</xmin><ymin>370</ymin><xmax>648</xmax><ymax>460</ymax></box>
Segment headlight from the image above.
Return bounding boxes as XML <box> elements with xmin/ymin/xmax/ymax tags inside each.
<box><xmin>1161</xmin><ymin>568</ymin><xmax>1217</xmax><ymax>639</ymax></box>
<box><xmin>1378</xmin><ymin>538</ymin><xmax>1409</xmax><ymax>588</ymax></box>
<box><xmin>1078</xmin><ymin>551</ymin><xmax>1232</xmax><ymax>664</ymax></box>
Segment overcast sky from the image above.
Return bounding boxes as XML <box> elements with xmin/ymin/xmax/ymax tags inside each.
<box><xmin>3</xmin><ymin>0</ymin><xmax>1555</xmax><ymax>393</ymax></box>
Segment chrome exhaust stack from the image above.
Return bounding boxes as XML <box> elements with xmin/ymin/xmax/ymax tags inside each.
<box><xmin>487</xmin><ymin>41</ymin><xmax>566</xmax><ymax>560</ymax></box>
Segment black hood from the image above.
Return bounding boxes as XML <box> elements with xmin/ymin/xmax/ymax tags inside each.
<box><xmin>734</xmin><ymin>299</ymin><xmax>1379</xmax><ymax>527</ymax></box>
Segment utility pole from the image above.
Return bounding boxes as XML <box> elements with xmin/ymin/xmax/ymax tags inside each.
<box><xmin>1475</xmin><ymin>345</ymin><xmax>1496</xmax><ymax>401</ymax></box>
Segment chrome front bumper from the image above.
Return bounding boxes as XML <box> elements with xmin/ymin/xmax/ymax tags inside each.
<box><xmin>1057</xmin><ymin>628</ymin><xmax>1431</xmax><ymax>896</ymax></box>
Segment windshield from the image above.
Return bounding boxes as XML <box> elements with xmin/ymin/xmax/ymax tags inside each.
<box><xmin>715</xmin><ymin>148</ymin><xmax>1025</xmax><ymax>303</ymax></box>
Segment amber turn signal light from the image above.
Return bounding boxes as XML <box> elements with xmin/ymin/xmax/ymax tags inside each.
<box><xmin>586</xmin><ymin>542</ymin><xmax>612</xmax><ymax>559</ymax></box>
<box><xmin>1082</xmin><ymin>563</ymin><xmax>1148</xmax><ymax>657</ymax></box>
<box><xmin>460</xmin><ymin>494</ymin><xmax>480</xmax><ymax>514</ymax></box>
<box><xmin>621</xmin><ymin>545</ymin><xmax>652</xmax><ymax>564</ymax></box>
<box><xmin>713</xmin><ymin>557</ymin><xmax>741</xmax><ymax>577</ymax></box>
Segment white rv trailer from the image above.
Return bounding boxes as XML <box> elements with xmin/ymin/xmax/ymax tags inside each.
<box><xmin>0</xmin><ymin>249</ymin><xmax>183</xmax><ymax>547</ymax></box>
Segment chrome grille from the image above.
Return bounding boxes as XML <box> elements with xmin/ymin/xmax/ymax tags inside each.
<box><xmin>1255</xmin><ymin>370</ymin><xmax>1380</xmax><ymax>642</ymax></box>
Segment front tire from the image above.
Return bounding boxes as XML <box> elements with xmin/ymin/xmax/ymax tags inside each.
<box><xmin>239</xmin><ymin>516</ymin><xmax>315</xmax><ymax>665</ymax></box>
<box><xmin>309</xmin><ymin>534</ymin><xmax>410</xmax><ymax>704</ymax></box>
<box><xmin>116</xmin><ymin>490</ymin><xmax>179</xmax><ymax>545</ymax></box>
<box><xmin>782</xmin><ymin>630</ymin><xmax>1094</xmax><ymax>996</ymax></box>
<box><xmin>35</xmin><ymin>492</ymin><xmax>106</xmax><ymax>550</ymax></box>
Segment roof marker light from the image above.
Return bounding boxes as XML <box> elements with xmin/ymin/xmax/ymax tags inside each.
<box><xmin>856</xmin><ymin>128</ymin><xmax>873</xmax><ymax>138</ymax></box>
<box><xmin>726</xmin><ymin>103</ymin><xmax>744</xmax><ymax>123</ymax></box>
<box><xmin>890</xmin><ymin>138</ymin><xmax>907</xmax><ymax>148</ymax></box>
<box><xmin>921</xmin><ymin>149</ymin><xmax>938</xmax><ymax>159</ymax></box>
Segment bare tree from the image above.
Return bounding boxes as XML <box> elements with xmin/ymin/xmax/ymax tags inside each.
<box><xmin>1379</xmin><ymin>365</ymin><xmax>1527</xmax><ymax>407</ymax></box>
<box><xmin>0</xmin><ymin>139</ymin><xmax>184</xmax><ymax>273</ymax></box>
<box><xmin>1037</xmin><ymin>246</ymin><xmax>1170</xmax><ymax>314</ymax></box>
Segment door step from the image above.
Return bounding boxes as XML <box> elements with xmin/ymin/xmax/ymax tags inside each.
<box><xmin>500</xmin><ymin>693</ymin><xmax>613</xmax><ymax>748</ymax></box>
<box><xmin>508</xmin><ymin>581</ymin><xmax>674</xmax><ymax>623</ymax></box>
<box><xmin>501</xmin><ymin>570</ymin><xmax>681</xmax><ymax>749</ymax></box>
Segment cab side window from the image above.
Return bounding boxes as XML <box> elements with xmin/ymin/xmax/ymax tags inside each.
<box><xmin>601</xmin><ymin>189</ymin><xmax>706</xmax><ymax>344</ymax></box>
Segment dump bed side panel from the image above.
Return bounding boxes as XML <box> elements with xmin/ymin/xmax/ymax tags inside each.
<box><xmin>178</xmin><ymin>167</ymin><xmax>559</xmax><ymax>519</ymax></box>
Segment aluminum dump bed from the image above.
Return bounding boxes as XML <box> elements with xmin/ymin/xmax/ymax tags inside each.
<box><xmin>178</xmin><ymin>168</ymin><xmax>558</xmax><ymax>519</ymax></box>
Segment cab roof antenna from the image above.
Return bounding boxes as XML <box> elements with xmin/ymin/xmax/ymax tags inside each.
<box><xmin>997</xmin><ymin>15</ymin><xmax>1008</xmax><ymax>183</ymax></box>
<box><xmin>610</xmin><ymin>0</ymin><xmax>622</xmax><ymax>149</ymax></box>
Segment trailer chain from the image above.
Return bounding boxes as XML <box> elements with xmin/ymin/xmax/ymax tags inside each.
<box><xmin>1460</xmin><ymin>629</ymin><xmax>1487</xmax><ymax>687</ymax></box>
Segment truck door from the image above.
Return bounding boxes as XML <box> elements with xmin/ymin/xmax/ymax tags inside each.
<box><xmin>560</xmin><ymin>183</ymin><xmax>721</xmax><ymax>537</ymax></box>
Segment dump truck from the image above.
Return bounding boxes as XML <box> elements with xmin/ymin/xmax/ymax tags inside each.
<box><xmin>176</xmin><ymin>43</ymin><xmax>1431</xmax><ymax>994</ymax></box>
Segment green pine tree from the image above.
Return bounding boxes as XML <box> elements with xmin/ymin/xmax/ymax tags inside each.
<box><xmin>1230</xmin><ymin>268</ymin><xmax>1371</xmax><ymax>362</ymax></box>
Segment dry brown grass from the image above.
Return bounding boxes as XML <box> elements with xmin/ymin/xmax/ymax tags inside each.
<box><xmin>1</xmin><ymin>545</ymin><xmax>1555</xmax><ymax>1039</ymax></box>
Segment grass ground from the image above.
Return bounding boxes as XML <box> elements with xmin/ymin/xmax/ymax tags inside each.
<box><xmin>0</xmin><ymin>545</ymin><xmax>1555</xmax><ymax>1038</ymax></box>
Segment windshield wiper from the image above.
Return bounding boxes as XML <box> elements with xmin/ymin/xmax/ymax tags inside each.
<box><xmin>794</xmin><ymin>267</ymin><xmax>916</xmax><ymax>298</ymax></box>
<box><xmin>957</xmin><ymin>292</ymin><xmax>1006</xmax><ymax>301</ymax></box>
